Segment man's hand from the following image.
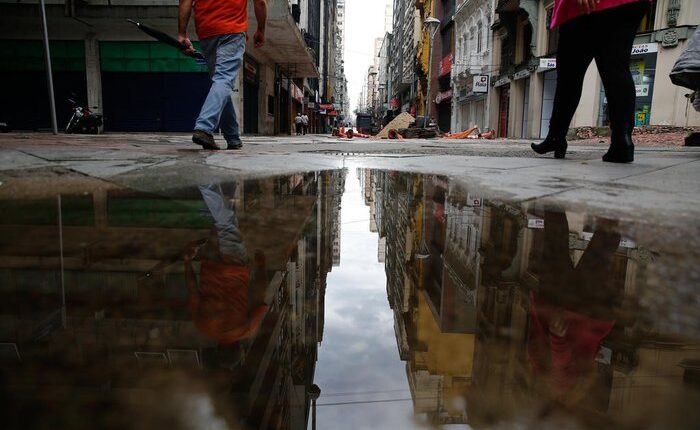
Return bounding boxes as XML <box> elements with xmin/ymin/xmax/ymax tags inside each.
<box><xmin>253</xmin><ymin>29</ymin><xmax>265</xmax><ymax>48</ymax></box>
<box><xmin>178</xmin><ymin>33</ymin><xmax>196</xmax><ymax>56</ymax></box>
<box><xmin>253</xmin><ymin>0</ymin><xmax>267</xmax><ymax>48</ymax></box>
<box><xmin>577</xmin><ymin>0</ymin><xmax>600</xmax><ymax>14</ymax></box>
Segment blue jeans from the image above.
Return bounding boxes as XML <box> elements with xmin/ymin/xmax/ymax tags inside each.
<box><xmin>195</xmin><ymin>33</ymin><xmax>245</xmax><ymax>142</ymax></box>
<box><xmin>198</xmin><ymin>183</ymin><xmax>248</xmax><ymax>265</ymax></box>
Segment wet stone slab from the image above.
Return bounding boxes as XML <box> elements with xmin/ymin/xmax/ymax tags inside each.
<box><xmin>0</xmin><ymin>165</ymin><xmax>698</xmax><ymax>429</ymax></box>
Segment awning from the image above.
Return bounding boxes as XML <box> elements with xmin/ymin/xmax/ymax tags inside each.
<box><xmin>247</xmin><ymin>4</ymin><xmax>319</xmax><ymax>78</ymax></box>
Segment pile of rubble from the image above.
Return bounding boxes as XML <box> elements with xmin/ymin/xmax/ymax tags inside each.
<box><xmin>571</xmin><ymin>125</ymin><xmax>700</xmax><ymax>140</ymax></box>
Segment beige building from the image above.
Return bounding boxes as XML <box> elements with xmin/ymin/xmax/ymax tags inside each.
<box><xmin>489</xmin><ymin>0</ymin><xmax>700</xmax><ymax>139</ymax></box>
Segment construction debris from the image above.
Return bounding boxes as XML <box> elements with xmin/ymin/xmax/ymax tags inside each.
<box><xmin>374</xmin><ymin>112</ymin><xmax>415</xmax><ymax>139</ymax></box>
<box><xmin>397</xmin><ymin>127</ymin><xmax>440</xmax><ymax>139</ymax></box>
<box><xmin>333</xmin><ymin>127</ymin><xmax>370</xmax><ymax>139</ymax></box>
<box><xmin>443</xmin><ymin>126</ymin><xmax>496</xmax><ymax>140</ymax></box>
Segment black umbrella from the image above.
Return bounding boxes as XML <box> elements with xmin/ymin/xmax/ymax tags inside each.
<box><xmin>127</xmin><ymin>19</ymin><xmax>205</xmax><ymax>61</ymax></box>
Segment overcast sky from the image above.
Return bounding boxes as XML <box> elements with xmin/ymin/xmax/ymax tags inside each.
<box><xmin>312</xmin><ymin>166</ymin><xmax>427</xmax><ymax>429</ymax></box>
<box><xmin>344</xmin><ymin>0</ymin><xmax>391</xmax><ymax>115</ymax></box>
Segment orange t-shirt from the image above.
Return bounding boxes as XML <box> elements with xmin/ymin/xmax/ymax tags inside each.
<box><xmin>194</xmin><ymin>0</ymin><xmax>248</xmax><ymax>40</ymax></box>
<box><xmin>191</xmin><ymin>260</ymin><xmax>267</xmax><ymax>344</ymax></box>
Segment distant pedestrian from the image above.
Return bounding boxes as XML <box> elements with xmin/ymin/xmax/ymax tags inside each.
<box><xmin>295</xmin><ymin>112</ymin><xmax>303</xmax><ymax>135</ymax></box>
<box><xmin>301</xmin><ymin>113</ymin><xmax>309</xmax><ymax>135</ymax></box>
<box><xmin>531</xmin><ymin>0</ymin><xmax>650</xmax><ymax>163</ymax></box>
<box><xmin>178</xmin><ymin>0</ymin><xmax>268</xmax><ymax>150</ymax></box>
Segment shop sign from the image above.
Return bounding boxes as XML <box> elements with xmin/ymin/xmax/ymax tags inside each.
<box><xmin>635</xmin><ymin>84</ymin><xmax>650</xmax><ymax>97</ymax></box>
<box><xmin>631</xmin><ymin>43</ymin><xmax>658</xmax><ymax>55</ymax></box>
<box><xmin>328</xmin><ymin>110</ymin><xmax>338</xmax><ymax>117</ymax></box>
<box><xmin>528</xmin><ymin>218</ymin><xmax>544</xmax><ymax>229</ymax></box>
<box><xmin>439</xmin><ymin>53</ymin><xmax>453</xmax><ymax>77</ymax></box>
<box><xmin>319</xmin><ymin>109</ymin><xmax>327</xmax><ymax>115</ymax></box>
<box><xmin>318</xmin><ymin>103</ymin><xmax>334</xmax><ymax>110</ymax></box>
<box><xmin>539</xmin><ymin>58</ymin><xmax>556</xmax><ymax>69</ymax></box>
<box><xmin>333</xmin><ymin>104</ymin><xmax>342</xmax><ymax>111</ymax></box>
<box><xmin>493</xmin><ymin>77</ymin><xmax>510</xmax><ymax>88</ymax></box>
<box><xmin>435</xmin><ymin>89</ymin><xmax>453</xmax><ymax>104</ymax></box>
<box><xmin>467</xmin><ymin>194</ymin><xmax>482</xmax><ymax>207</ymax></box>
<box><xmin>243</xmin><ymin>56</ymin><xmax>259</xmax><ymax>82</ymax></box>
<box><xmin>473</xmin><ymin>75</ymin><xmax>489</xmax><ymax>93</ymax></box>
<box><xmin>291</xmin><ymin>83</ymin><xmax>304</xmax><ymax>103</ymax></box>
<box><xmin>514</xmin><ymin>69</ymin><xmax>530</xmax><ymax>80</ymax></box>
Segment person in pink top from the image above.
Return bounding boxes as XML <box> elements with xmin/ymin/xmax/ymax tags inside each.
<box><xmin>531</xmin><ymin>0</ymin><xmax>651</xmax><ymax>163</ymax></box>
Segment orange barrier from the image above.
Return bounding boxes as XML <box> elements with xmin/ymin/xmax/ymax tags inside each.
<box><xmin>445</xmin><ymin>126</ymin><xmax>478</xmax><ymax>139</ymax></box>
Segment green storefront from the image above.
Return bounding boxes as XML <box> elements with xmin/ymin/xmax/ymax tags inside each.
<box><xmin>99</xmin><ymin>41</ymin><xmax>209</xmax><ymax>132</ymax></box>
<box><xmin>0</xmin><ymin>40</ymin><xmax>86</xmax><ymax>130</ymax></box>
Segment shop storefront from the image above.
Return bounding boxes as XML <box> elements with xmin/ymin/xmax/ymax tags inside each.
<box><xmin>540</xmin><ymin>70</ymin><xmax>557</xmax><ymax>138</ymax></box>
<box><xmin>598</xmin><ymin>43</ymin><xmax>658</xmax><ymax>127</ymax></box>
<box><xmin>454</xmin><ymin>74</ymin><xmax>489</xmax><ymax>132</ymax></box>
<box><xmin>493</xmin><ymin>77</ymin><xmax>511</xmax><ymax>137</ymax></box>
<box><xmin>513</xmin><ymin>69</ymin><xmax>531</xmax><ymax>138</ymax></box>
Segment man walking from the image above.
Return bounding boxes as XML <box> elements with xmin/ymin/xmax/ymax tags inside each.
<box><xmin>301</xmin><ymin>112</ymin><xmax>309</xmax><ymax>135</ymax></box>
<box><xmin>294</xmin><ymin>112</ymin><xmax>303</xmax><ymax>136</ymax></box>
<box><xmin>178</xmin><ymin>0</ymin><xmax>267</xmax><ymax>150</ymax></box>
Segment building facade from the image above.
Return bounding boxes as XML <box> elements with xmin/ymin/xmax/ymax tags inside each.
<box><xmin>452</xmin><ymin>0</ymin><xmax>495</xmax><ymax>133</ymax></box>
<box><xmin>0</xmin><ymin>0</ymin><xmax>351</xmax><ymax>135</ymax></box>
<box><xmin>489</xmin><ymin>0</ymin><xmax>699</xmax><ymax>139</ymax></box>
<box><xmin>391</xmin><ymin>0</ymin><xmax>421</xmax><ymax>115</ymax></box>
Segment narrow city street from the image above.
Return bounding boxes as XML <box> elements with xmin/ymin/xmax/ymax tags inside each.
<box><xmin>1</xmin><ymin>133</ymin><xmax>699</xmax><ymax>429</ymax></box>
<box><xmin>2</xmin><ymin>0</ymin><xmax>700</xmax><ymax>428</ymax></box>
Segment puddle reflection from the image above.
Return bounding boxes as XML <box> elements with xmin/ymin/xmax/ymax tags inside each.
<box><xmin>0</xmin><ymin>167</ymin><xmax>697</xmax><ymax>429</ymax></box>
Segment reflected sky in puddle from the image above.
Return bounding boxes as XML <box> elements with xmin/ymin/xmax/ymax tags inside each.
<box><xmin>0</xmin><ymin>165</ymin><xmax>698</xmax><ymax>429</ymax></box>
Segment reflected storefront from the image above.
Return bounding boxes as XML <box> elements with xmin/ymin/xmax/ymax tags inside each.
<box><xmin>1</xmin><ymin>167</ymin><xmax>699</xmax><ymax>429</ymax></box>
<box><xmin>0</xmin><ymin>171</ymin><xmax>345</xmax><ymax>429</ymax></box>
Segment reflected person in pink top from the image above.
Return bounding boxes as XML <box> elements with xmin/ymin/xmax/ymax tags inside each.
<box><xmin>531</xmin><ymin>0</ymin><xmax>651</xmax><ymax>163</ymax></box>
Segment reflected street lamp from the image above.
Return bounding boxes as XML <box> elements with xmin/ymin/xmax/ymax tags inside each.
<box><xmin>423</xmin><ymin>17</ymin><xmax>441</xmax><ymax>128</ymax></box>
<box><xmin>308</xmin><ymin>384</ymin><xmax>321</xmax><ymax>430</ymax></box>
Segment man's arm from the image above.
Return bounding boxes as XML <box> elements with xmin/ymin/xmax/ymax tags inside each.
<box><xmin>253</xmin><ymin>0</ymin><xmax>268</xmax><ymax>48</ymax></box>
<box><xmin>178</xmin><ymin>0</ymin><xmax>196</xmax><ymax>55</ymax></box>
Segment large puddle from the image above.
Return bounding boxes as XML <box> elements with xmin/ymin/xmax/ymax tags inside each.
<box><xmin>0</xmin><ymin>167</ymin><xmax>698</xmax><ymax>429</ymax></box>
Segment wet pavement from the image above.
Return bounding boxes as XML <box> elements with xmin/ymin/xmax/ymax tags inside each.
<box><xmin>1</xmin><ymin>156</ymin><xmax>699</xmax><ymax>429</ymax></box>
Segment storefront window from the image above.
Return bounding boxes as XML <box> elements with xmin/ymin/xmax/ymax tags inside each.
<box><xmin>598</xmin><ymin>44</ymin><xmax>657</xmax><ymax>127</ymax></box>
<box><xmin>546</xmin><ymin>7</ymin><xmax>559</xmax><ymax>54</ymax></box>
<box><xmin>638</xmin><ymin>0</ymin><xmax>657</xmax><ymax>33</ymax></box>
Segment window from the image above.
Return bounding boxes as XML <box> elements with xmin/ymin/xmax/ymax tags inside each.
<box><xmin>477</xmin><ymin>22</ymin><xmax>483</xmax><ymax>53</ymax></box>
<box><xmin>441</xmin><ymin>24</ymin><xmax>454</xmax><ymax>58</ymax></box>
<box><xmin>638</xmin><ymin>0</ymin><xmax>657</xmax><ymax>32</ymax></box>
<box><xmin>546</xmin><ymin>7</ymin><xmax>559</xmax><ymax>54</ymax></box>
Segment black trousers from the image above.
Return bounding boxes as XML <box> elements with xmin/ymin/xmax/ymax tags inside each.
<box><xmin>548</xmin><ymin>2</ymin><xmax>648</xmax><ymax>140</ymax></box>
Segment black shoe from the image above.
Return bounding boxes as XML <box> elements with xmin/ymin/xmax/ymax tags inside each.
<box><xmin>531</xmin><ymin>136</ymin><xmax>567</xmax><ymax>159</ymax></box>
<box><xmin>603</xmin><ymin>133</ymin><xmax>634</xmax><ymax>163</ymax></box>
<box><xmin>226</xmin><ymin>138</ymin><xmax>243</xmax><ymax>150</ymax></box>
<box><xmin>192</xmin><ymin>130</ymin><xmax>219</xmax><ymax>150</ymax></box>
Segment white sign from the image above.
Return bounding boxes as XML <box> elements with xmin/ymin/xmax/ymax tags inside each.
<box><xmin>493</xmin><ymin>77</ymin><xmax>510</xmax><ymax>88</ymax></box>
<box><xmin>473</xmin><ymin>75</ymin><xmax>489</xmax><ymax>93</ymax></box>
<box><xmin>631</xmin><ymin>43</ymin><xmax>658</xmax><ymax>55</ymax></box>
<box><xmin>636</xmin><ymin>84</ymin><xmax>650</xmax><ymax>97</ymax></box>
<box><xmin>467</xmin><ymin>194</ymin><xmax>482</xmax><ymax>207</ymax></box>
<box><xmin>528</xmin><ymin>218</ymin><xmax>544</xmax><ymax>229</ymax></box>
<box><xmin>514</xmin><ymin>69</ymin><xmax>530</xmax><ymax>80</ymax></box>
<box><xmin>539</xmin><ymin>58</ymin><xmax>557</xmax><ymax>69</ymax></box>
<box><xmin>580</xmin><ymin>232</ymin><xmax>637</xmax><ymax>249</ymax></box>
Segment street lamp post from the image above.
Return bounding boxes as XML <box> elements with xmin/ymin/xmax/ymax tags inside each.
<box><xmin>423</xmin><ymin>17</ymin><xmax>441</xmax><ymax>128</ymax></box>
<box><xmin>308</xmin><ymin>384</ymin><xmax>321</xmax><ymax>430</ymax></box>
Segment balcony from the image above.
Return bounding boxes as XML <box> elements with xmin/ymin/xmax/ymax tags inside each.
<box><xmin>248</xmin><ymin>1</ymin><xmax>319</xmax><ymax>78</ymax></box>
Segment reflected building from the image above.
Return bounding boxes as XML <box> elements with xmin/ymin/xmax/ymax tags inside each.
<box><xmin>365</xmin><ymin>169</ymin><xmax>700</xmax><ymax>428</ymax></box>
<box><xmin>0</xmin><ymin>170</ymin><xmax>345</xmax><ymax>429</ymax></box>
